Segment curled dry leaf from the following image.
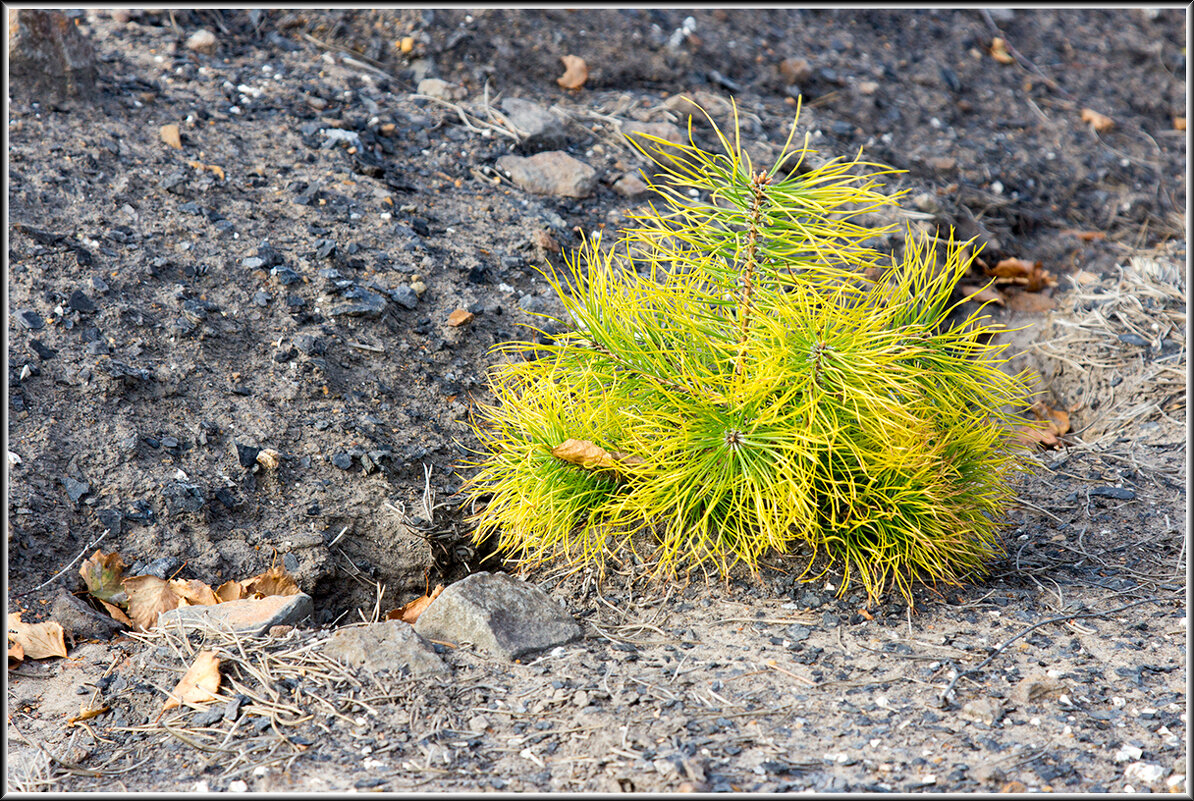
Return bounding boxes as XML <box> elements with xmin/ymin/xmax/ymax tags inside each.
<box><xmin>79</xmin><ymin>549</ymin><xmax>127</xmax><ymax>604</ymax></box>
<box><xmin>161</xmin><ymin>650</ymin><xmax>222</xmax><ymax>714</ymax></box>
<box><xmin>241</xmin><ymin>565</ymin><xmax>301</xmax><ymax>598</ymax></box>
<box><xmin>557</xmin><ymin>54</ymin><xmax>589</xmax><ymax>90</ymax></box>
<box><xmin>67</xmin><ymin>705</ymin><xmax>111</xmax><ymax>726</ymax></box>
<box><xmin>986</xmin><ymin>257</ymin><xmax>1056</xmax><ymax>292</ymax></box>
<box><xmin>551</xmin><ymin>439</ymin><xmax>646</xmax><ymax>472</ymax></box>
<box><xmin>387</xmin><ymin>583</ymin><xmax>444</xmax><ymax>624</ymax></box>
<box><xmin>989</xmin><ymin>37</ymin><xmax>1014</xmax><ymax>64</ymax></box>
<box><xmin>1080</xmin><ymin>108</ymin><xmax>1114</xmax><ymax>132</ymax></box>
<box><xmin>123</xmin><ymin>575</ymin><xmax>219</xmax><ymax>631</ymax></box>
<box><xmin>9</xmin><ymin>640</ymin><xmax>25</xmax><ymax>666</ymax></box>
<box><xmin>215</xmin><ymin>580</ymin><xmax>246</xmax><ymax>602</ymax></box>
<box><xmin>1014</xmin><ymin>401</ymin><xmax>1071</xmax><ymax>449</ymax></box>
<box><xmin>958</xmin><ymin>284</ymin><xmax>1005</xmax><ymax>306</ymax></box>
<box><xmin>7</xmin><ymin>612</ymin><xmax>68</xmax><ymax>660</ymax></box>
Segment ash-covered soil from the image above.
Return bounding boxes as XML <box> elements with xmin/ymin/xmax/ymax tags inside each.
<box><xmin>6</xmin><ymin>8</ymin><xmax>1187</xmax><ymax>793</ymax></box>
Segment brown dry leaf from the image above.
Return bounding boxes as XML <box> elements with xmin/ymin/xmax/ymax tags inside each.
<box><xmin>987</xmin><ymin>257</ymin><xmax>1035</xmax><ymax>280</ymax></box>
<box><xmin>987</xmin><ymin>258</ymin><xmax>1056</xmax><ymax>292</ymax></box>
<box><xmin>9</xmin><ymin>640</ymin><xmax>25</xmax><ymax>666</ymax></box>
<box><xmin>159</xmin><ymin>123</ymin><xmax>182</xmax><ymax>149</ymax></box>
<box><xmin>161</xmin><ymin>650</ymin><xmax>222</xmax><ymax>714</ymax></box>
<box><xmin>958</xmin><ymin>284</ymin><xmax>1005</xmax><ymax>306</ymax></box>
<box><xmin>215</xmin><ymin>580</ymin><xmax>246</xmax><ymax>603</ymax></box>
<box><xmin>7</xmin><ymin>612</ymin><xmax>68</xmax><ymax>660</ymax></box>
<box><xmin>387</xmin><ymin>583</ymin><xmax>445</xmax><ymax>624</ymax></box>
<box><xmin>552</xmin><ymin>438</ymin><xmax>620</xmax><ymax>470</ymax></box>
<box><xmin>1012</xmin><ymin>425</ymin><xmax>1060</xmax><ymax>449</ymax></box>
<box><xmin>173</xmin><ymin>579</ymin><xmax>220</xmax><ymax>608</ymax></box>
<box><xmin>1005</xmin><ymin>291</ymin><xmax>1055</xmax><ymax>314</ymax></box>
<box><xmin>79</xmin><ymin>549</ymin><xmax>127</xmax><ymax>604</ymax></box>
<box><xmin>447</xmin><ymin>308</ymin><xmax>475</xmax><ymax>327</ymax></box>
<box><xmin>557</xmin><ymin>54</ymin><xmax>588</xmax><ymax>90</ymax></box>
<box><xmin>1175</xmin><ymin>117</ymin><xmax>1186</xmax><ymax>131</ymax></box>
<box><xmin>989</xmin><ymin>37</ymin><xmax>1014</xmax><ymax>64</ymax></box>
<box><xmin>1035</xmin><ymin>402</ymin><xmax>1071</xmax><ymax>436</ymax></box>
<box><xmin>241</xmin><ymin>566</ymin><xmax>301</xmax><ymax>598</ymax></box>
<box><xmin>67</xmin><ymin>705</ymin><xmax>110</xmax><ymax>726</ymax></box>
<box><xmin>123</xmin><ymin>575</ymin><xmax>184</xmax><ymax>631</ymax></box>
<box><xmin>99</xmin><ymin>600</ymin><xmax>134</xmax><ymax>627</ymax></box>
<box><xmin>1080</xmin><ymin>108</ymin><xmax>1114</xmax><ymax>132</ymax></box>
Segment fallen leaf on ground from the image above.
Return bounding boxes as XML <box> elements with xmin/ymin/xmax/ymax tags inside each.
<box><xmin>79</xmin><ymin>550</ymin><xmax>127</xmax><ymax>604</ymax></box>
<box><xmin>557</xmin><ymin>54</ymin><xmax>588</xmax><ymax>90</ymax></box>
<box><xmin>67</xmin><ymin>705</ymin><xmax>110</xmax><ymax>726</ymax></box>
<box><xmin>1005</xmin><ymin>291</ymin><xmax>1055</xmax><ymax>313</ymax></box>
<box><xmin>161</xmin><ymin>650</ymin><xmax>222</xmax><ymax>714</ymax></box>
<box><xmin>986</xmin><ymin>257</ymin><xmax>1056</xmax><ymax>292</ymax></box>
<box><xmin>9</xmin><ymin>640</ymin><xmax>25</xmax><ymax>666</ymax></box>
<box><xmin>159</xmin><ymin>123</ymin><xmax>182</xmax><ymax>149</ymax></box>
<box><xmin>447</xmin><ymin>308</ymin><xmax>475</xmax><ymax>327</ymax></box>
<box><xmin>215</xmin><ymin>580</ymin><xmax>246</xmax><ymax>602</ymax></box>
<box><xmin>7</xmin><ymin>612</ymin><xmax>68</xmax><ymax>660</ymax></box>
<box><xmin>1080</xmin><ymin>108</ymin><xmax>1114</xmax><ymax>132</ymax></box>
<box><xmin>241</xmin><ymin>566</ymin><xmax>301</xmax><ymax>598</ymax></box>
<box><xmin>1014</xmin><ymin>401</ymin><xmax>1070</xmax><ymax>449</ymax></box>
<box><xmin>989</xmin><ymin>37</ymin><xmax>1014</xmax><ymax>64</ymax></box>
<box><xmin>123</xmin><ymin>575</ymin><xmax>218</xmax><ymax>631</ymax></box>
<box><xmin>100</xmin><ymin>601</ymin><xmax>134</xmax><ymax>628</ymax></box>
<box><xmin>387</xmin><ymin>583</ymin><xmax>444</xmax><ymax>624</ymax></box>
<box><xmin>958</xmin><ymin>284</ymin><xmax>1005</xmax><ymax>306</ymax></box>
<box><xmin>1175</xmin><ymin>117</ymin><xmax>1186</xmax><ymax>131</ymax></box>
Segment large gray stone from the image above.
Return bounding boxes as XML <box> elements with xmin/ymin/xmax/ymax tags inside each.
<box><xmin>323</xmin><ymin>620</ymin><xmax>449</xmax><ymax>677</ymax></box>
<box><xmin>501</xmin><ymin>97</ymin><xmax>569</xmax><ymax>153</ymax></box>
<box><xmin>8</xmin><ymin>10</ymin><xmax>97</xmax><ymax>100</ymax></box>
<box><xmin>414</xmin><ymin>572</ymin><xmax>581</xmax><ymax>661</ymax></box>
<box><xmin>156</xmin><ymin>593</ymin><xmax>313</xmax><ymax>636</ymax></box>
<box><xmin>497</xmin><ymin>152</ymin><xmax>597</xmax><ymax>198</ymax></box>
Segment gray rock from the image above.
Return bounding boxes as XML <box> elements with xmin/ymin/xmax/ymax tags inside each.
<box><xmin>612</xmin><ymin>172</ymin><xmax>649</xmax><ymax>197</ymax></box>
<box><xmin>501</xmin><ymin>97</ymin><xmax>569</xmax><ymax>153</ymax></box>
<box><xmin>1010</xmin><ymin>673</ymin><xmax>1068</xmax><ymax>707</ymax></box>
<box><xmin>8</xmin><ymin>9</ymin><xmax>98</xmax><ymax>100</ymax></box>
<box><xmin>323</xmin><ymin>620</ymin><xmax>449</xmax><ymax>677</ymax></box>
<box><xmin>497</xmin><ymin>152</ymin><xmax>597</xmax><ymax>198</ymax></box>
<box><xmin>62</xmin><ymin>476</ymin><xmax>90</xmax><ymax>504</ymax></box>
<box><xmin>960</xmin><ymin>697</ymin><xmax>1004</xmax><ymax>726</ymax></box>
<box><xmin>16</xmin><ymin>309</ymin><xmax>45</xmax><ymax>330</ymax></box>
<box><xmin>390</xmin><ymin>284</ymin><xmax>419</xmax><ymax>310</ymax></box>
<box><xmin>330</xmin><ymin>286</ymin><xmax>387</xmax><ymax>318</ymax></box>
<box><xmin>414</xmin><ymin>571</ymin><xmax>581</xmax><ymax>661</ymax></box>
<box><xmin>51</xmin><ymin>590</ymin><xmax>128</xmax><ymax>640</ymax></box>
<box><xmin>157</xmin><ymin>593</ymin><xmax>313</xmax><ymax>635</ymax></box>
<box><xmin>416</xmin><ymin>78</ymin><xmax>465</xmax><ymax>101</ymax></box>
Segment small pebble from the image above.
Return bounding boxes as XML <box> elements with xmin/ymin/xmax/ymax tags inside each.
<box><xmin>16</xmin><ymin>310</ymin><xmax>44</xmax><ymax>330</ymax></box>
<box><xmin>331</xmin><ymin>452</ymin><xmax>353</xmax><ymax>470</ymax></box>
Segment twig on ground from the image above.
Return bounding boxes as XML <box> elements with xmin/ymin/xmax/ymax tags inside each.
<box><xmin>19</xmin><ymin>530</ymin><xmax>109</xmax><ymax>597</ymax></box>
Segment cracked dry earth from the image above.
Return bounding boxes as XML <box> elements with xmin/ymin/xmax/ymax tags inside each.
<box><xmin>6</xmin><ymin>7</ymin><xmax>1188</xmax><ymax>794</ymax></box>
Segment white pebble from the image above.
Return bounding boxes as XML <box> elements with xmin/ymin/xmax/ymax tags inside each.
<box><xmin>228</xmin><ymin>780</ymin><xmax>248</xmax><ymax>792</ymax></box>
